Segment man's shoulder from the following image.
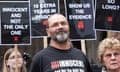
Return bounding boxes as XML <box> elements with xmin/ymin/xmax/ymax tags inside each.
<box><xmin>35</xmin><ymin>48</ymin><xmax>49</xmax><ymax>56</ymax></box>
<box><xmin>71</xmin><ymin>48</ymin><xmax>86</xmax><ymax>57</ymax></box>
<box><xmin>72</xmin><ymin>47</ymin><xmax>83</xmax><ymax>53</ymax></box>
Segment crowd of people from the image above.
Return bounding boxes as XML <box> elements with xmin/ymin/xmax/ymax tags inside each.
<box><xmin>1</xmin><ymin>13</ymin><xmax>120</xmax><ymax>72</ymax></box>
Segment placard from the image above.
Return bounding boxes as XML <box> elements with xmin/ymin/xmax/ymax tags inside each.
<box><xmin>0</xmin><ymin>1</ymin><xmax>31</xmax><ymax>45</ymax></box>
<box><xmin>31</xmin><ymin>0</ymin><xmax>60</xmax><ymax>38</ymax></box>
<box><xmin>65</xmin><ymin>0</ymin><xmax>96</xmax><ymax>40</ymax></box>
<box><xmin>95</xmin><ymin>0</ymin><xmax>120</xmax><ymax>31</ymax></box>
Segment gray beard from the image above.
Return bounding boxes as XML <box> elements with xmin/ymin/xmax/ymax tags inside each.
<box><xmin>56</xmin><ymin>33</ymin><xmax>68</xmax><ymax>43</ymax></box>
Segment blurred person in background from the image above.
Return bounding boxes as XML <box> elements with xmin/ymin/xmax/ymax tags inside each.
<box><xmin>3</xmin><ymin>48</ymin><xmax>27</xmax><ymax>72</ymax></box>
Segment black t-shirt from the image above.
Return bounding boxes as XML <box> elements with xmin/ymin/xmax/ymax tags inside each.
<box><xmin>30</xmin><ymin>46</ymin><xmax>93</xmax><ymax>72</ymax></box>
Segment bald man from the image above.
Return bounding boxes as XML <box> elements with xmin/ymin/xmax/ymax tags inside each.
<box><xmin>30</xmin><ymin>13</ymin><xmax>93</xmax><ymax>72</ymax></box>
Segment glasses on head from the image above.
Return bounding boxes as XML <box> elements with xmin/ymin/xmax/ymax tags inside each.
<box><xmin>103</xmin><ymin>52</ymin><xmax>120</xmax><ymax>58</ymax></box>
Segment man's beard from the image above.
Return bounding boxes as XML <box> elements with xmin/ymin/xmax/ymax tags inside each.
<box><xmin>55</xmin><ymin>32</ymin><xmax>69</xmax><ymax>43</ymax></box>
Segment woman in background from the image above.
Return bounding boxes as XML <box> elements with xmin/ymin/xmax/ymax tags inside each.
<box><xmin>97</xmin><ymin>38</ymin><xmax>120</xmax><ymax>72</ymax></box>
<box><xmin>3</xmin><ymin>48</ymin><xmax>26</xmax><ymax>72</ymax></box>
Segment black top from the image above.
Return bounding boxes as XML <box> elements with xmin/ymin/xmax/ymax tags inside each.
<box><xmin>30</xmin><ymin>46</ymin><xmax>93</xmax><ymax>72</ymax></box>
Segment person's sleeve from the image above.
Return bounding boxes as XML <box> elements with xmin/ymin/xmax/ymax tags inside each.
<box><xmin>83</xmin><ymin>55</ymin><xmax>93</xmax><ymax>72</ymax></box>
<box><xmin>29</xmin><ymin>54</ymin><xmax>42</xmax><ymax>72</ymax></box>
<box><xmin>86</xmin><ymin>59</ymin><xmax>93</xmax><ymax>72</ymax></box>
<box><xmin>80</xmin><ymin>51</ymin><xmax>93</xmax><ymax>72</ymax></box>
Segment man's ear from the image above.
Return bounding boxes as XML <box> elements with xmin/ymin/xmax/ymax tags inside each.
<box><xmin>46</xmin><ymin>28</ymin><xmax>50</xmax><ymax>37</ymax></box>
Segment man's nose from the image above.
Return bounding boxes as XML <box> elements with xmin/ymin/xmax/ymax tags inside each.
<box><xmin>58</xmin><ymin>23</ymin><xmax>63</xmax><ymax>28</ymax></box>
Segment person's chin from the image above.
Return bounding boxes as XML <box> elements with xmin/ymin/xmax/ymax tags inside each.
<box><xmin>109</xmin><ymin>65</ymin><xmax>120</xmax><ymax>70</ymax></box>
